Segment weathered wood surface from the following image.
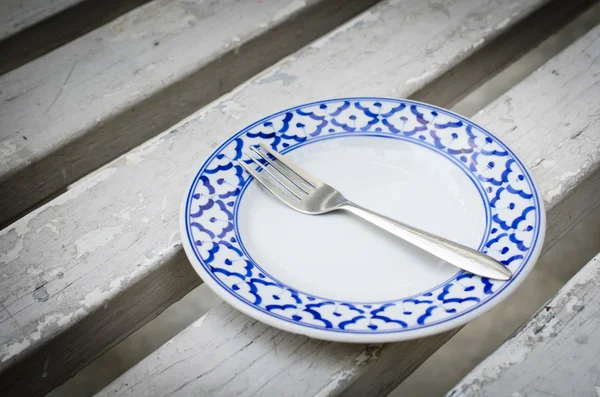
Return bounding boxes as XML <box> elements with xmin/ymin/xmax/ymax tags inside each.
<box><xmin>0</xmin><ymin>0</ymin><xmax>83</xmax><ymax>40</ymax></box>
<box><xmin>2</xmin><ymin>0</ymin><xmax>596</xmax><ymax>395</ymax></box>
<box><xmin>97</xmin><ymin>21</ymin><xmax>600</xmax><ymax>397</ymax></box>
<box><xmin>447</xmin><ymin>253</ymin><xmax>600</xmax><ymax>397</ymax></box>
<box><xmin>0</xmin><ymin>0</ymin><xmax>156</xmax><ymax>75</ymax></box>
<box><xmin>0</xmin><ymin>0</ymin><xmax>379</xmax><ymax>227</ymax></box>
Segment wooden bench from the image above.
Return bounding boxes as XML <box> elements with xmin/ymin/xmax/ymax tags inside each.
<box><xmin>0</xmin><ymin>0</ymin><xmax>599</xmax><ymax>396</ymax></box>
<box><xmin>96</xmin><ymin>22</ymin><xmax>600</xmax><ymax>397</ymax></box>
<box><xmin>0</xmin><ymin>0</ymin><xmax>378</xmax><ymax>226</ymax></box>
<box><xmin>448</xmin><ymin>253</ymin><xmax>600</xmax><ymax>397</ymax></box>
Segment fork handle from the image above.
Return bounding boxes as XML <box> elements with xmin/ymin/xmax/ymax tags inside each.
<box><xmin>339</xmin><ymin>202</ymin><xmax>512</xmax><ymax>280</ymax></box>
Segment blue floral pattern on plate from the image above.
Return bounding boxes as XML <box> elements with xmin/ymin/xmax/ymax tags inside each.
<box><xmin>182</xmin><ymin>98</ymin><xmax>544</xmax><ymax>340</ymax></box>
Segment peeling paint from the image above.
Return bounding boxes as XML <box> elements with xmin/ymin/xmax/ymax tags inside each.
<box><xmin>33</xmin><ymin>285</ymin><xmax>50</xmax><ymax>302</ymax></box>
<box><xmin>452</xmin><ymin>326</ymin><xmax>534</xmax><ymax>390</ymax></box>
<box><xmin>496</xmin><ymin>16</ymin><xmax>512</xmax><ymax>30</ymax></box>
<box><xmin>74</xmin><ymin>225</ymin><xmax>123</xmax><ymax>258</ymax></box>
<box><xmin>48</xmin><ymin>167</ymin><xmax>117</xmax><ymax>208</ymax></box>
<box><xmin>0</xmin><ymin>221</ymin><xmax>30</xmax><ymax>265</ymax></box>
<box><xmin>113</xmin><ymin>209</ymin><xmax>131</xmax><ymax>220</ymax></box>
<box><xmin>79</xmin><ymin>275</ymin><xmax>129</xmax><ymax>309</ymax></box>
<box><xmin>540</xmin><ymin>159</ymin><xmax>556</xmax><ymax>169</ymax></box>
<box><xmin>192</xmin><ymin>315</ymin><xmax>207</xmax><ymax>328</ymax></box>
<box><xmin>36</xmin><ymin>223</ymin><xmax>59</xmax><ymax>236</ymax></box>
<box><xmin>0</xmin><ymin>140</ymin><xmax>19</xmax><ymax>169</ymax></box>
<box><xmin>450</xmin><ymin>257</ymin><xmax>600</xmax><ymax>394</ymax></box>
<box><xmin>471</xmin><ymin>38</ymin><xmax>485</xmax><ymax>49</ymax></box>
<box><xmin>545</xmin><ymin>182</ymin><xmax>563</xmax><ymax>204</ymax></box>
<box><xmin>125</xmin><ymin>138</ymin><xmax>164</xmax><ymax>165</ymax></box>
<box><xmin>272</xmin><ymin>0</ymin><xmax>306</xmax><ymax>23</ymax></box>
<box><xmin>215</xmin><ymin>99</ymin><xmax>246</xmax><ymax>119</ymax></box>
<box><xmin>1</xmin><ymin>307</ymin><xmax>87</xmax><ymax>363</ymax></box>
<box><xmin>314</xmin><ymin>368</ymin><xmax>357</xmax><ymax>397</ymax></box>
<box><xmin>256</xmin><ymin>69</ymin><xmax>297</xmax><ymax>87</ymax></box>
<box><xmin>535</xmin><ymin>315</ymin><xmax>559</xmax><ymax>338</ymax></box>
<box><xmin>405</xmin><ymin>67</ymin><xmax>438</xmax><ymax>85</ymax></box>
<box><xmin>1</xmin><ymin>336</ymin><xmax>36</xmax><ymax>363</ymax></box>
<box><xmin>312</xmin><ymin>347</ymin><xmax>379</xmax><ymax>397</ymax></box>
<box><xmin>566</xmin><ymin>296</ymin><xmax>580</xmax><ymax>313</ymax></box>
<box><xmin>559</xmin><ymin>169</ymin><xmax>581</xmax><ymax>182</ymax></box>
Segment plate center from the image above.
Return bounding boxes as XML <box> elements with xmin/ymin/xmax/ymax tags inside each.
<box><xmin>237</xmin><ymin>135</ymin><xmax>487</xmax><ymax>302</ymax></box>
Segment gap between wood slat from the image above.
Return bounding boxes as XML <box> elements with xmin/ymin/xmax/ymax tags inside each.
<box><xmin>0</xmin><ymin>0</ymin><xmax>381</xmax><ymax>230</ymax></box>
<box><xmin>0</xmin><ymin>0</ymin><xmax>153</xmax><ymax>76</ymax></box>
<box><xmin>94</xmin><ymin>15</ymin><xmax>600</xmax><ymax>397</ymax></box>
<box><xmin>409</xmin><ymin>0</ymin><xmax>596</xmax><ymax>107</ymax></box>
<box><xmin>2</xmin><ymin>1</ymin><xmax>596</xmax><ymax>395</ymax></box>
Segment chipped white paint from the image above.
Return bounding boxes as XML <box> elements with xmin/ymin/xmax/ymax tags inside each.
<box><xmin>0</xmin><ymin>140</ymin><xmax>20</xmax><ymax>170</ymax></box>
<box><xmin>0</xmin><ymin>0</ymin><xmax>350</xmax><ymax>225</ymax></box>
<box><xmin>191</xmin><ymin>315</ymin><xmax>206</xmax><ymax>328</ymax></box>
<box><xmin>448</xmin><ymin>254</ymin><xmax>600</xmax><ymax>397</ymax></box>
<box><xmin>48</xmin><ymin>167</ymin><xmax>118</xmax><ymax>209</ymax></box>
<box><xmin>2</xmin><ymin>273</ymin><xmax>129</xmax><ymax>364</ymax></box>
<box><xmin>36</xmin><ymin>223</ymin><xmax>59</xmax><ymax>236</ymax></box>
<box><xmin>78</xmin><ymin>275</ymin><xmax>129</xmax><ymax>309</ymax></box>
<box><xmin>1</xmin><ymin>336</ymin><xmax>36</xmax><ymax>364</ymax></box>
<box><xmin>273</xmin><ymin>0</ymin><xmax>307</xmax><ymax>23</ymax></box>
<box><xmin>99</xmin><ymin>17</ymin><xmax>600</xmax><ymax>397</ymax></box>
<box><xmin>0</xmin><ymin>221</ymin><xmax>29</xmax><ymax>265</ymax></box>
<box><xmin>495</xmin><ymin>16</ymin><xmax>513</xmax><ymax>30</ymax></box>
<box><xmin>565</xmin><ymin>296</ymin><xmax>580</xmax><ymax>313</ymax></box>
<box><xmin>215</xmin><ymin>99</ymin><xmax>247</xmax><ymax>119</ymax></box>
<box><xmin>112</xmin><ymin>209</ymin><xmax>131</xmax><ymax>221</ymax></box>
<box><xmin>125</xmin><ymin>139</ymin><xmax>164</xmax><ymax>165</ymax></box>
<box><xmin>314</xmin><ymin>369</ymin><xmax>356</xmax><ymax>397</ymax></box>
<box><xmin>405</xmin><ymin>67</ymin><xmax>440</xmax><ymax>85</ymax></box>
<box><xmin>2</xmin><ymin>309</ymin><xmax>83</xmax><ymax>363</ymax></box>
<box><xmin>74</xmin><ymin>226</ymin><xmax>123</xmax><ymax>258</ymax></box>
<box><xmin>5</xmin><ymin>0</ymin><xmax>600</xmax><ymax>395</ymax></box>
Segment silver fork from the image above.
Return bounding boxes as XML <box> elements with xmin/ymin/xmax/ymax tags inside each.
<box><xmin>238</xmin><ymin>143</ymin><xmax>512</xmax><ymax>281</ymax></box>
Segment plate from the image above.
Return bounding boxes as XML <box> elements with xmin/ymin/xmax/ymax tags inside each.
<box><xmin>180</xmin><ymin>97</ymin><xmax>545</xmax><ymax>343</ymax></box>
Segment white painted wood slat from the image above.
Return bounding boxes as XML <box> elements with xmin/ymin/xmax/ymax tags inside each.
<box><xmin>0</xmin><ymin>0</ymin><xmax>83</xmax><ymax>40</ymax></box>
<box><xmin>447</xmin><ymin>253</ymin><xmax>600</xmax><ymax>397</ymax></box>
<box><xmin>97</xmin><ymin>25</ymin><xmax>600</xmax><ymax>397</ymax></box>
<box><xmin>0</xmin><ymin>0</ymin><xmax>379</xmax><ymax>226</ymax></box>
<box><xmin>0</xmin><ymin>0</ymin><xmax>580</xmax><ymax>395</ymax></box>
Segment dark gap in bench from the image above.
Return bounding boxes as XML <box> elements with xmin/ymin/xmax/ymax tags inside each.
<box><xmin>0</xmin><ymin>0</ymin><xmax>381</xmax><ymax>229</ymax></box>
<box><xmin>0</xmin><ymin>0</ymin><xmax>154</xmax><ymax>76</ymax></box>
<box><xmin>410</xmin><ymin>0</ymin><xmax>597</xmax><ymax>108</ymax></box>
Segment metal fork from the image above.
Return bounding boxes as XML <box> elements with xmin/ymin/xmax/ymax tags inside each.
<box><xmin>238</xmin><ymin>143</ymin><xmax>512</xmax><ymax>281</ymax></box>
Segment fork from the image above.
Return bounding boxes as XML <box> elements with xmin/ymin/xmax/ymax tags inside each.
<box><xmin>238</xmin><ymin>143</ymin><xmax>512</xmax><ymax>281</ymax></box>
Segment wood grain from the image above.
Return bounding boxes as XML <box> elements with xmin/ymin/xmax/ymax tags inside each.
<box><xmin>0</xmin><ymin>0</ymin><xmax>153</xmax><ymax>75</ymax></box>
<box><xmin>2</xmin><ymin>0</ymin><xmax>589</xmax><ymax>395</ymax></box>
<box><xmin>447</xmin><ymin>253</ymin><xmax>600</xmax><ymax>397</ymax></box>
<box><xmin>98</xmin><ymin>25</ymin><xmax>600</xmax><ymax>397</ymax></box>
<box><xmin>0</xmin><ymin>0</ymin><xmax>379</xmax><ymax>227</ymax></box>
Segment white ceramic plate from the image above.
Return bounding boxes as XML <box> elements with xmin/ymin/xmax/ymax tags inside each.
<box><xmin>180</xmin><ymin>98</ymin><xmax>545</xmax><ymax>343</ymax></box>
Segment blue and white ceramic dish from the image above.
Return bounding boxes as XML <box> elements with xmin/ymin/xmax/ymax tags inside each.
<box><xmin>180</xmin><ymin>97</ymin><xmax>545</xmax><ymax>343</ymax></box>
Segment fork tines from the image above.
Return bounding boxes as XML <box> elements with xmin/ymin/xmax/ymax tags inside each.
<box><xmin>237</xmin><ymin>143</ymin><xmax>317</xmax><ymax>201</ymax></box>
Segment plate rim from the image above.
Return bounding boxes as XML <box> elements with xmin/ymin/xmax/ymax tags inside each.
<box><xmin>180</xmin><ymin>96</ymin><xmax>546</xmax><ymax>343</ymax></box>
